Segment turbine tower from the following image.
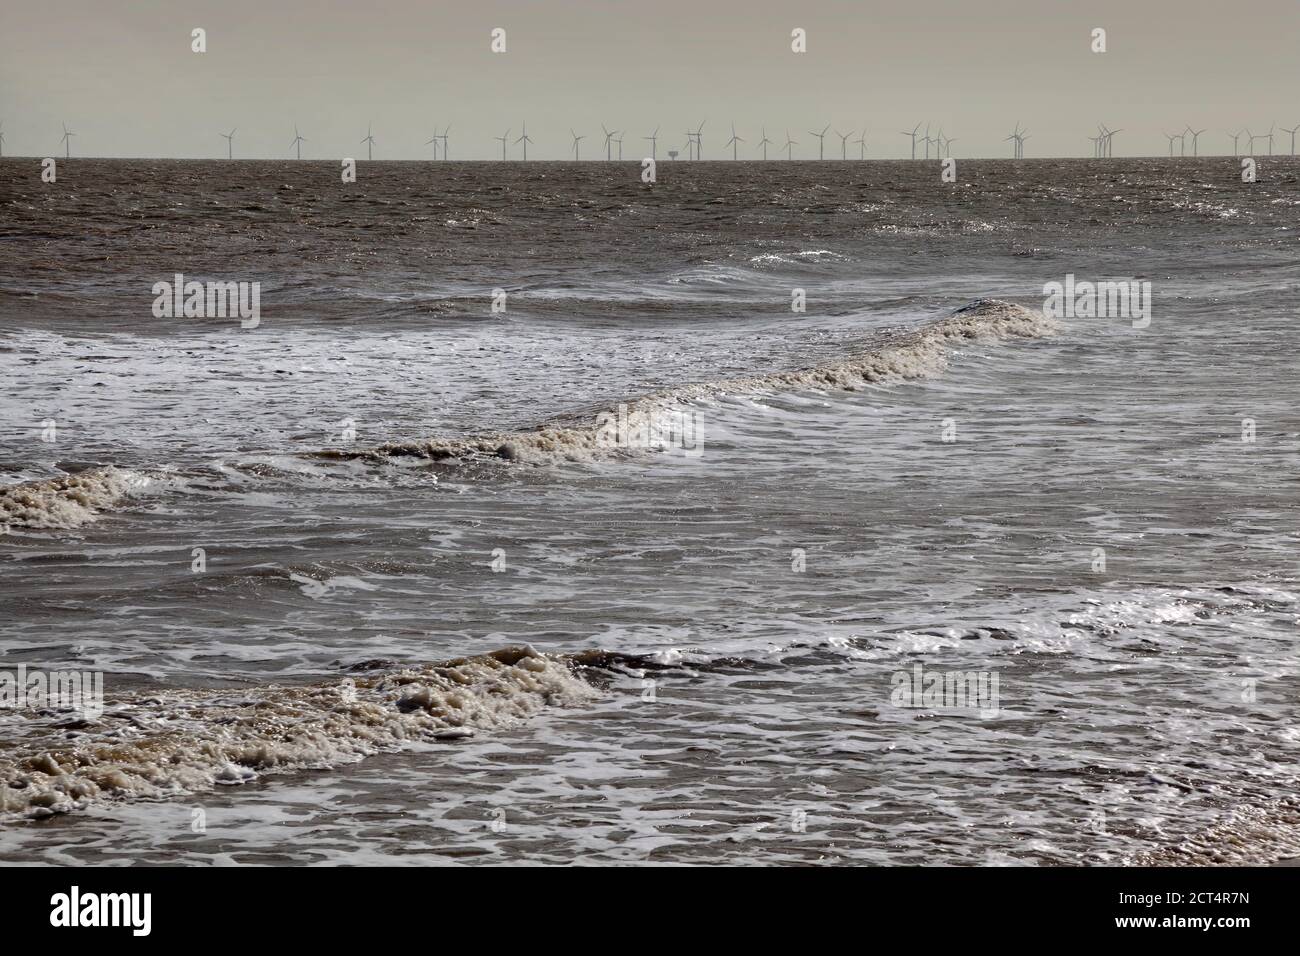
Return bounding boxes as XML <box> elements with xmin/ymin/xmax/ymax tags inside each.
<box><xmin>900</xmin><ymin>123</ymin><xmax>921</xmax><ymax>160</ymax></box>
<box><xmin>757</xmin><ymin>127</ymin><xmax>773</xmax><ymax>160</ymax></box>
<box><xmin>570</xmin><ymin>129</ymin><xmax>585</xmax><ymax>160</ymax></box>
<box><xmin>425</xmin><ymin>128</ymin><xmax>440</xmax><ymax>159</ymax></box>
<box><xmin>439</xmin><ymin>126</ymin><xmax>450</xmax><ymax>160</ymax></box>
<box><xmin>1097</xmin><ymin>124</ymin><xmax>1119</xmax><ymax>158</ymax></box>
<box><xmin>602</xmin><ymin>124</ymin><xmax>616</xmax><ymax>160</ymax></box>
<box><xmin>60</xmin><ymin>123</ymin><xmax>75</xmax><ymax>158</ymax></box>
<box><xmin>937</xmin><ymin>128</ymin><xmax>949</xmax><ymax>159</ymax></box>
<box><xmin>854</xmin><ymin>129</ymin><xmax>866</xmax><ymax>159</ymax></box>
<box><xmin>835</xmin><ymin>128</ymin><xmax>850</xmax><ymax>159</ymax></box>
<box><xmin>614</xmin><ymin>132</ymin><xmax>624</xmax><ymax>160</ymax></box>
<box><xmin>495</xmin><ymin>128</ymin><xmax>511</xmax><ymax>160</ymax></box>
<box><xmin>1237</xmin><ymin>128</ymin><xmax>1268</xmax><ymax>156</ymax></box>
<box><xmin>1282</xmin><ymin>125</ymin><xmax>1299</xmax><ymax>156</ymax></box>
<box><xmin>515</xmin><ymin>121</ymin><xmax>532</xmax><ymax>161</ymax></box>
<box><xmin>782</xmin><ymin>130</ymin><xmax>797</xmax><ymax>160</ymax></box>
<box><xmin>689</xmin><ymin>120</ymin><xmax>705</xmax><ymax>160</ymax></box>
<box><xmin>725</xmin><ymin>123</ymin><xmax>743</xmax><ymax>160</ymax></box>
<box><xmin>1005</xmin><ymin>123</ymin><xmax>1026</xmax><ymax>160</ymax></box>
<box><xmin>643</xmin><ymin>126</ymin><xmax>659</xmax><ymax>160</ymax></box>
<box><xmin>290</xmin><ymin>125</ymin><xmax>306</xmax><ymax>159</ymax></box>
<box><xmin>361</xmin><ymin>123</ymin><xmax>376</xmax><ymax>161</ymax></box>
<box><xmin>220</xmin><ymin>128</ymin><xmax>236</xmax><ymax>159</ymax></box>
<box><xmin>809</xmin><ymin>124</ymin><xmax>829</xmax><ymax>159</ymax></box>
<box><xmin>1185</xmin><ymin>127</ymin><xmax>1206</xmax><ymax>157</ymax></box>
<box><xmin>1228</xmin><ymin>129</ymin><xmax>1244</xmax><ymax>156</ymax></box>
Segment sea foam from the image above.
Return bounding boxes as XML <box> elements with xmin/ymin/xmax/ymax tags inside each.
<box><xmin>322</xmin><ymin>298</ymin><xmax>1058</xmax><ymax>466</ymax></box>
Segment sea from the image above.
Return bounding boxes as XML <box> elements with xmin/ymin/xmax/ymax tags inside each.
<box><xmin>1</xmin><ymin>156</ymin><xmax>1298</xmax><ymax>865</ymax></box>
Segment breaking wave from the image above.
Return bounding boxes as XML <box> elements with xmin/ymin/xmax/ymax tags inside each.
<box><xmin>0</xmin><ymin>646</ymin><xmax>599</xmax><ymax>818</ymax></box>
<box><xmin>320</xmin><ymin>298</ymin><xmax>1057</xmax><ymax>466</ymax></box>
<box><xmin>0</xmin><ymin>466</ymin><xmax>153</xmax><ymax>534</ymax></box>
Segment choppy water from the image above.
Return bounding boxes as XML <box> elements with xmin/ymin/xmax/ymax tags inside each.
<box><xmin>2</xmin><ymin>157</ymin><xmax>1299</xmax><ymax>865</ymax></box>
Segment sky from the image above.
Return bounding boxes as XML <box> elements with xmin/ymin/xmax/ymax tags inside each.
<box><xmin>2</xmin><ymin>0</ymin><xmax>1299</xmax><ymax>160</ymax></box>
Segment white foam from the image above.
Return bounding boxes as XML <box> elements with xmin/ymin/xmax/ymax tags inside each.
<box><xmin>0</xmin><ymin>466</ymin><xmax>153</xmax><ymax>533</ymax></box>
<box><xmin>338</xmin><ymin>299</ymin><xmax>1058</xmax><ymax>467</ymax></box>
<box><xmin>0</xmin><ymin>647</ymin><xmax>599</xmax><ymax>818</ymax></box>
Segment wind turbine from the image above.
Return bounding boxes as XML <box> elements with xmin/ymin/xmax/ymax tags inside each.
<box><xmin>290</xmin><ymin>125</ymin><xmax>306</xmax><ymax>159</ymax></box>
<box><xmin>425</xmin><ymin>128</ymin><xmax>440</xmax><ymax>159</ymax></box>
<box><xmin>643</xmin><ymin>126</ymin><xmax>659</xmax><ymax>160</ymax></box>
<box><xmin>757</xmin><ymin>127</ymin><xmax>773</xmax><ymax>160</ymax></box>
<box><xmin>782</xmin><ymin>130</ymin><xmax>797</xmax><ymax>160</ymax></box>
<box><xmin>60</xmin><ymin>123</ymin><xmax>74</xmax><ymax>158</ymax></box>
<box><xmin>1282</xmin><ymin>124</ymin><xmax>1299</xmax><ymax>156</ymax></box>
<box><xmin>1228</xmin><ymin>129</ymin><xmax>1244</xmax><ymax>157</ymax></box>
<box><xmin>808</xmin><ymin>124</ymin><xmax>829</xmax><ymax>159</ymax></box>
<box><xmin>900</xmin><ymin>123</ymin><xmax>921</xmax><ymax>160</ymax></box>
<box><xmin>943</xmin><ymin>136</ymin><xmax>957</xmax><ymax>158</ymax></box>
<box><xmin>1005</xmin><ymin>123</ymin><xmax>1024</xmax><ymax>159</ymax></box>
<box><xmin>854</xmin><ymin>129</ymin><xmax>866</xmax><ymax>159</ymax></box>
<box><xmin>923</xmin><ymin>123</ymin><xmax>934</xmax><ymax>160</ymax></box>
<box><xmin>515</xmin><ymin>121</ymin><xmax>532</xmax><ymax>161</ymax></box>
<box><xmin>220</xmin><ymin>128</ymin><xmax>236</xmax><ymax>159</ymax></box>
<box><xmin>1096</xmin><ymin>124</ymin><xmax>1118</xmax><ymax>158</ymax></box>
<box><xmin>495</xmin><ymin>128</ymin><xmax>511</xmax><ymax>160</ymax></box>
<box><xmin>615</xmin><ymin>132</ymin><xmax>625</xmax><ymax>160</ymax></box>
<box><xmin>691</xmin><ymin>120</ymin><xmax>705</xmax><ymax>160</ymax></box>
<box><xmin>602</xmin><ymin>124</ymin><xmax>617</xmax><ymax>160</ymax></box>
<box><xmin>439</xmin><ymin>126</ymin><xmax>450</xmax><ymax>160</ymax></box>
<box><xmin>570</xmin><ymin>129</ymin><xmax>585</xmax><ymax>160</ymax></box>
<box><xmin>361</xmin><ymin>123</ymin><xmax>376</xmax><ymax>161</ymax></box>
<box><xmin>1267</xmin><ymin>123</ymin><xmax>1276</xmax><ymax>156</ymax></box>
<box><xmin>934</xmin><ymin>127</ymin><xmax>951</xmax><ymax>159</ymax></box>
<box><xmin>835</xmin><ymin>128</ymin><xmax>850</xmax><ymax>159</ymax></box>
<box><xmin>1185</xmin><ymin>127</ymin><xmax>1206</xmax><ymax>157</ymax></box>
<box><xmin>725</xmin><ymin>123</ymin><xmax>743</xmax><ymax>160</ymax></box>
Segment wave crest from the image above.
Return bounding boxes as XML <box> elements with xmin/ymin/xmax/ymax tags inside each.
<box><xmin>324</xmin><ymin>298</ymin><xmax>1057</xmax><ymax>466</ymax></box>
<box><xmin>0</xmin><ymin>466</ymin><xmax>152</xmax><ymax>534</ymax></box>
<box><xmin>0</xmin><ymin>646</ymin><xmax>598</xmax><ymax>818</ymax></box>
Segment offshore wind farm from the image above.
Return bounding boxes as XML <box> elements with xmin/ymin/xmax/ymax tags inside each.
<box><xmin>5</xmin><ymin>116</ymin><xmax>1299</xmax><ymax>161</ymax></box>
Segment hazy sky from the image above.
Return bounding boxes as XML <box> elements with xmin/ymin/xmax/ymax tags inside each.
<box><xmin>3</xmin><ymin>0</ymin><xmax>1299</xmax><ymax>159</ymax></box>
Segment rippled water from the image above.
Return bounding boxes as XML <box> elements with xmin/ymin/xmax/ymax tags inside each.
<box><xmin>2</xmin><ymin>157</ymin><xmax>1299</xmax><ymax>864</ymax></box>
